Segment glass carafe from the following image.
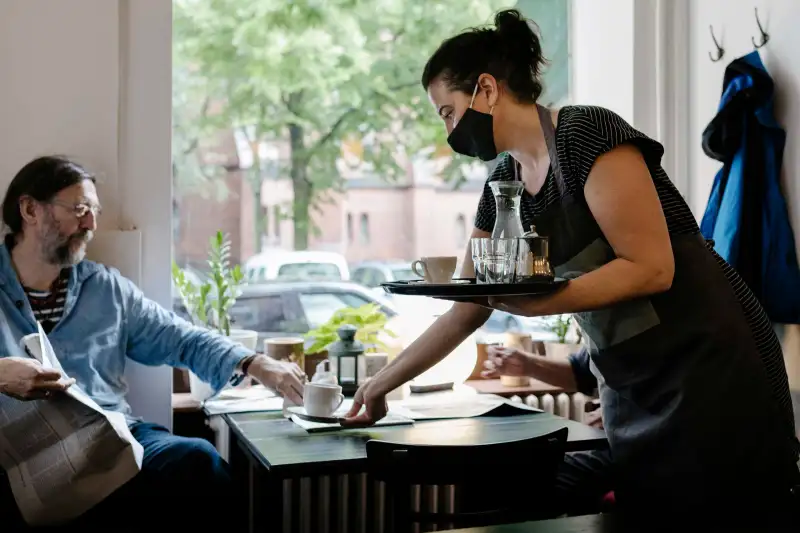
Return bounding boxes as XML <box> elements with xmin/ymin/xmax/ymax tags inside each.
<box><xmin>490</xmin><ymin>181</ymin><xmax>525</xmax><ymax>238</ymax></box>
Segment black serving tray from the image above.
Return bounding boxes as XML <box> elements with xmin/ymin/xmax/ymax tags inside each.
<box><xmin>381</xmin><ymin>277</ymin><xmax>567</xmax><ymax>302</ymax></box>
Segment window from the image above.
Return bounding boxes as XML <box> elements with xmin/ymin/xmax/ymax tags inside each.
<box><xmin>351</xmin><ymin>267</ymin><xmax>368</xmax><ymax>285</ymax></box>
<box><xmin>359</xmin><ymin>213</ymin><xmax>370</xmax><ymax>245</ymax></box>
<box><xmin>298</xmin><ymin>292</ymin><xmax>372</xmax><ymax>328</ymax></box>
<box><xmin>352</xmin><ymin>267</ymin><xmax>377</xmax><ymax>288</ymax></box>
<box><xmin>455</xmin><ymin>214</ymin><xmax>467</xmax><ymax>246</ymax></box>
<box><xmin>391</xmin><ymin>268</ymin><xmax>420</xmax><ymax>281</ymax></box>
<box><xmin>276</xmin><ymin>262</ymin><xmax>342</xmax><ymax>281</ymax></box>
<box><xmin>172</xmin><ymin>0</ymin><xmax>570</xmax><ymax>340</ymax></box>
<box><xmin>230</xmin><ymin>295</ymin><xmax>290</xmax><ymax>332</ymax></box>
<box><xmin>354</xmin><ymin>268</ymin><xmax>388</xmax><ymax>288</ymax></box>
<box><xmin>273</xmin><ymin>206</ymin><xmax>281</xmax><ymax>239</ymax></box>
<box><xmin>346</xmin><ymin>213</ymin><xmax>353</xmax><ymax>244</ymax></box>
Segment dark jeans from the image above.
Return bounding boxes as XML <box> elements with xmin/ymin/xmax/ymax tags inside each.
<box><xmin>0</xmin><ymin>422</ymin><xmax>244</xmax><ymax>532</ymax></box>
<box><xmin>555</xmin><ymin>449</ymin><xmax>615</xmax><ymax>516</ymax></box>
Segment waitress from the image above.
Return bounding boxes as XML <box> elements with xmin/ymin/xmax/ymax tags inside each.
<box><xmin>343</xmin><ymin>8</ymin><xmax>799</xmax><ymax>520</ymax></box>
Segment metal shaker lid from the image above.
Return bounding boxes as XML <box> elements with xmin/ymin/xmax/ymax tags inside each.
<box><xmin>522</xmin><ymin>225</ymin><xmax>540</xmax><ymax>238</ymax></box>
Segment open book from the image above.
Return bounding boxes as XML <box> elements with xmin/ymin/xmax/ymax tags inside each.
<box><xmin>0</xmin><ymin>323</ymin><xmax>143</xmax><ymax>526</ymax></box>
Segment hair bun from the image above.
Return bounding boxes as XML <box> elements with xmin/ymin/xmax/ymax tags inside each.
<box><xmin>494</xmin><ymin>9</ymin><xmax>529</xmax><ymax>38</ymax></box>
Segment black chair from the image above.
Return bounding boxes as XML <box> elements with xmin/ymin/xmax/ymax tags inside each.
<box><xmin>366</xmin><ymin>427</ymin><xmax>568</xmax><ymax>533</ymax></box>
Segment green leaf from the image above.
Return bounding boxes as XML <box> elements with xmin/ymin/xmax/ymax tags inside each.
<box><xmin>173</xmin><ymin>0</ymin><xmax>522</xmax><ymax>249</ymax></box>
<box><xmin>304</xmin><ymin>303</ymin><xmax>395</xmax><ymax>354</ymax></box>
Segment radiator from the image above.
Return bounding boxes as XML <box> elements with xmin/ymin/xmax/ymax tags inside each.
<box><xmin>511</xmin><ymin>392</ymin><xmax>590</xmax><ymax>423</ymax></box>
<box><xmin>273</xmin><ymin>392</ymin><xmax>591</xmax><ymax>533</ymax></box>
<box><xmin>279</xmin><ymin>475</ymin><xmax>458</xmax><ymax>533</ymax></box>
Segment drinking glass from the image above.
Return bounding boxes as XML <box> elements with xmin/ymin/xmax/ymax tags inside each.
<box><xmin>483</xmin><ymin>238</ymin><xmax>518</xmax><ymax>284</ymax></box>
<box><xmin>470</xmin><ymin>237</ymin><xmax>490</xmax><ymax>284</ymax></box>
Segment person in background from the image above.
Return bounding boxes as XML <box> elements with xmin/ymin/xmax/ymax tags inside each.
<box><xmin>484</xmin><ymin>344</ymin><xmax>609</xmax><ymax>514</ymax></box>
<box><xmin>0</xmin><ymin>155</ymin><xmax>306</xmax><ymax>531</ymax></box>
<box><xmin>344</xmin><ymin>8</ymin><xmax>799</xmax><ymax>524</ymax></box>
<box><xmin>483</xmin><ymin>344</ymin><xmax>602</xmax><ymax>427</ymax></box>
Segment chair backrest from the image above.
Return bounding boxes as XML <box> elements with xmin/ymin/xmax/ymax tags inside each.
<box><xmin>366</xmin><ymin>427</ymin><xmax>568</xmax><ymax>533</ymax></box>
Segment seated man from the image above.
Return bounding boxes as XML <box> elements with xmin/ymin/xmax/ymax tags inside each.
<box><xmin>0</xmin><ymin>156</ymin><xmax>306</xmax><ymax>531</ymax></box>
<box><xmin>483</xmin><ymin>343</ymin><xmax>609</xmax><ymax>516</ymax></box>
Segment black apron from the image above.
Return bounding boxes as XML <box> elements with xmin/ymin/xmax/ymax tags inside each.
<box><xmin>530</xmin><ymin>105</ymin><xmax>798</xmax><ymax>513</ymax></box>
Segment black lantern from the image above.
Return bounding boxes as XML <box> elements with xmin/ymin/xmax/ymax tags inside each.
<box><xmin>327</xmin><ymin>324</ymin><xmax>365</xmax><ymax>397</ymax></box>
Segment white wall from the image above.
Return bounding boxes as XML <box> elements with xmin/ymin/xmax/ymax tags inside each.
<box><xmin>687</xmin><ymin>0</ymin><xmax>800</xmax><ymax>383</ymax></box>
<box><xmin>571</xmin><ymin>0</ymin><xmax>690</xmax><ymax>196</ymax></box>
<box><xmin>0</xmin><ymin>0</ymin><xmax>173</xmax><ymax>428</ymax></box>
<box><xmin>571</xmin><ymin>0</ymin><xmax>635</xmax><ymax>123</ymax></box>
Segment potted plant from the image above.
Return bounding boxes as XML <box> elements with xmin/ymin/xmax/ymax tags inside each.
<box><xmin>304</xmin><ymin>303</ymin><xmax>397</xmax><ymax>380</ymax></box>
<box><xmin>543</xmin><ymin>314</ymin><xmax>583</xmax><ymax>359</ymax></box>
<box><xmin>172</xmin><ymin>231</ymin><xmax>256</xmax><ymax>400</ymax></box>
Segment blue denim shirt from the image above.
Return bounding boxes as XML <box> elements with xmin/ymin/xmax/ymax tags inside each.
<box><xmin>0</xmin><ymin>245</ymin><xmax>251</xmax><ymax>423</ymax></box>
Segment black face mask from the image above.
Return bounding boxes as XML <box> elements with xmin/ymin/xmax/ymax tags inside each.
<box><xmin>446</xmin><ymin>85</ymin><xmax>497</xmax><ymax>161</ymax></box>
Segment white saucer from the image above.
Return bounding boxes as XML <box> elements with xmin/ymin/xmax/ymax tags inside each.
<box><xmin>286</xmin><ymin>405</ymin><xmax>342</xmax><ymax>423</ymax></box>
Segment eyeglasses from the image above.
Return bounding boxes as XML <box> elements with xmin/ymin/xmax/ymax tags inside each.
<box><xmin>48</xmin><ymin>200</ymin><xmax>102</xmax><ymax>219</ymax></box>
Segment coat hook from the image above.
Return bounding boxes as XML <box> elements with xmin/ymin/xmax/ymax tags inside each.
<box><xmin>709</xmin><ymin>25</ymin><xmax>725</xmax><ymax>62</ymax></box>
<box><xmin>751</xmin><ymin>7</ymin><xmax>769</xmax><ymax>49</ymax></box>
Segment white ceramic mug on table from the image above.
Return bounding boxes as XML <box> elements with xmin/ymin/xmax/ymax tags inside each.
<box><xmin>303</xmin><ymin>382</ymin><xmax>345</xmax><ymax>417</ymax></box>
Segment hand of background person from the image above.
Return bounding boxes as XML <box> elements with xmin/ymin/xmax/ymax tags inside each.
<box><xmin>481</xmin><ymin>345</ymin><xmax>535</xmax><ymax>378</ymax></box>
<box><xmin>247</xmin><ymin>355</ymin><xmax>306</xmax><ymax>405</ymax></box>
<box><xmin>0</xmin><ymin>357</ymin><xmax>75</xmax><ymax>401</ymax></box>
<box><xmin>584</xmin><ymin>408</ymin><xmax>604</xmax><ymax>429</ymax></box>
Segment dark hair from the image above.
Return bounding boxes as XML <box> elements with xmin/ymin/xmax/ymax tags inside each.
<box><xmin>421</xmin><ymin>9</ymin><xmax>547</xmax><ymax>104</ymax></box>
<box><xmin>2</xmin><ymin>155</ymin><xmax>95</xmax><ymax>236</ymax></box>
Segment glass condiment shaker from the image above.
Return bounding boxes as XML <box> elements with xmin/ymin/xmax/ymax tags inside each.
<box><xmin>516</xmin><ymin>225</ymin><xmax>554</xmax><ymax>281</ymax></box>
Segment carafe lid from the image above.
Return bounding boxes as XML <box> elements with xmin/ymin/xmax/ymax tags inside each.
<box><xmin>522</xmin><ymin>225</ymin><xmax>540</xmax><ymax>237</ymax></box>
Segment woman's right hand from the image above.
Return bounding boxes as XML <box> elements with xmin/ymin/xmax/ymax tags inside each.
<box><xmin>481</xmin><ymin>346</ymin><xmax>535</xmax><ymax>378</ymax></box>
<box><xmin>0</xmin><ymin>357</ymin><xmax>75</xmax><ymax>401</ymax></box>
<box><xmin>341</xmin><ymin>379</ymin><xmax>389</xmax><ymax>427</ymax></box>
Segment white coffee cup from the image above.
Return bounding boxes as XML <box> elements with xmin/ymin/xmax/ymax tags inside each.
<box><xmin>303</xmin><ymin>382</ymin><xmax>345</xmax><ymax>417</ymax></box>
<box><xmin>411</xmin><ymin>256</ymin><xmax>458</xmax><ymax>284</ymax></box>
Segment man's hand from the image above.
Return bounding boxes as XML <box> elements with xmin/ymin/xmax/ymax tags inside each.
<box><xmin>481</xmin><ymin>346</ymin><xmax>535</xmax><ymax>378</ymax></box>
<box><xmin>0</xmin><ymin>357</ymin><xmax>75</xmax><ymax>401</ymax></box>
<box><xmin>585</xmin><ymin>408</ymin><xmax>604</xmax><ymax>429</ymax></box>
<box><xmin>246</xmin><ymin>355</ymin><xmax>306</xmax><ymax>405</ymax></box>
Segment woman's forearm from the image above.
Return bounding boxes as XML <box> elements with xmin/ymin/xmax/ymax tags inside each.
<box><xmin>371</xmin><ymin>303</ymin><xmax>491</xmax><ymax>395</ymax></box>
<box><xmin>496</xmin><ymin>257</ymin><xmax>672</xmax><ymax>317</ymax></box>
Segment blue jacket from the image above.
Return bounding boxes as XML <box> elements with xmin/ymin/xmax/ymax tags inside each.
<box><xmin>701</xmin><ymin>51</ymin><xmax>800</xmax><ymax>324</ymax></box>
<box><xmin>0</xmin><ymin>244</ymin><xmax>251</xmax><ymax>423</ymax></box>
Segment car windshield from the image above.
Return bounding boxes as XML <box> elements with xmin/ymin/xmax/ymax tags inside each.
<box><xmin>277</xmin><ymin>262</ymin><xmax>342</xmax><ymax>281</ymax></box>
<box><xmin>391</xmin><ymin>268</ymin><xmax>420</xmax><ymax>281</ymax></box>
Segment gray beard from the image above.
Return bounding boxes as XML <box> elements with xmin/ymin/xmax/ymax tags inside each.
<box><xmin>45</xmin><ymin>234</ymin><xmax>90</xmax><ymax>266</ymax></box>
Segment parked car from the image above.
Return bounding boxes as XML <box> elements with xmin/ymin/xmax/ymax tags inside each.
<box><xmin>245</xmin><ymin>250</ymin><xmax>350</xmax><ymax>283</ymax></box>
<box><xmin>173</xmin><ymin>280</ymin><xmax>397</xmax><ymax>350</ymax></box>
<box><xmin>351</xmin><ymin>260</ymin><xmax>421</xmax><ymax>290</ymax></box>
<box><xmin>350</xmin><ymin>260</ymin><xmax>549</xmax><ymax>336</ymax></box>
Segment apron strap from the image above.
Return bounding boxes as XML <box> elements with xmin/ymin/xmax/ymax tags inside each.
<box><xmin>536</xmin><ymin>104</ymin><xmax>566</xmax><ymax>197</ymax></box>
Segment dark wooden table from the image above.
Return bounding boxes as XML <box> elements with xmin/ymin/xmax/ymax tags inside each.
<box><xmin>444</xmin><ymin>513</ymin><xmax>800</xmax><ymax>533</ymax></box>
<box><xmin>225</xmin><ymin>411</ymin><xmax>607</xmax><ymax>533</ymax></box>
<box><xmin>445</xmin><ymin>514</ymin><xmax>616</xmax><ymax>533</ymax></box>
<box><xmin>466</xmin><ymin>378</ymin><xmax>573</xmax><ymax>398</ymax></box>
